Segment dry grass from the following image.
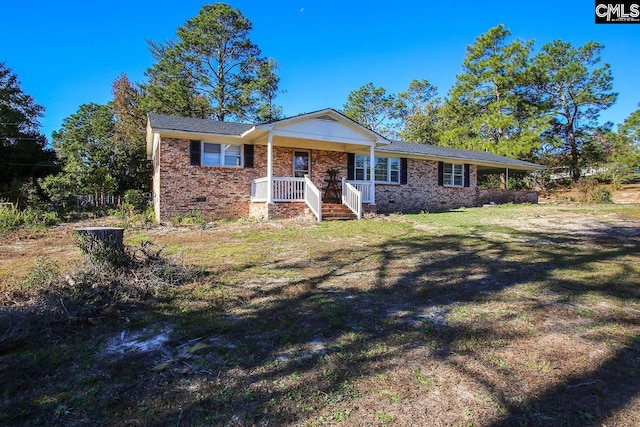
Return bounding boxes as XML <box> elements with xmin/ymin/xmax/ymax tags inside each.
<box><xmin>1</xmin><ymin>204</ymin><xmax>639</xmax><ymax>426</ymax></box>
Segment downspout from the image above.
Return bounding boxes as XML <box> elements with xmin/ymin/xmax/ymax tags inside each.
<box><xmin>505</xmin><ymin>168</ymin><xmax>509</xmax><ymax>190</ymax></box>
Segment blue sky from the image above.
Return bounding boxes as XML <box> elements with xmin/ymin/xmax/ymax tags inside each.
<box><xmin>3</xmin><ymin>0</ymin><xmax>639</xmax><ymax>141</ymax></box>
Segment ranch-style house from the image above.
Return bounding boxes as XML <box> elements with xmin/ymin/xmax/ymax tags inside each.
<box><xmin>146</xmin><ymin>108</ymin><xmax>543</xmax><ymax>222</ymax></box>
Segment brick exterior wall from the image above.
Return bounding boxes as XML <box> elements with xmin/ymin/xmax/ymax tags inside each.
<box><xmin>375</xmin><ymin>159</ymin><xmax>479</xmax><ymax>213</ymax></box>
<box><xmin>155</xmin><ymin>138</ymin><xmax>264</xmax><ymax>222</ymax></box>
<box><xmin>476</xmin><ymin>188</ymin><xmax>539</xmax><ymax>205</ymax></box>
<box><xmin>155</xmin><ymin>139</ymin><xmax>348</xmax><ymax>222</ymax></box>
<box><xmin>154</xmin><ymin>138</ymin><xmax>537</xmax><ymax>221</ymax></box>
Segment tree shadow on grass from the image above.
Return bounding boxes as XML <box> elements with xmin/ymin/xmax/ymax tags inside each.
<box><xmin>1</xmin><ymin>220</ymin><xmax>639</xmax><ymax>425</ymax></box>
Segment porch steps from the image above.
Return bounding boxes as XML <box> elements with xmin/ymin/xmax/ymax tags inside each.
<box><xmin>322</xmin><ymin>203</ymin><xmax>356</xmax><ymax>221</ymax></box>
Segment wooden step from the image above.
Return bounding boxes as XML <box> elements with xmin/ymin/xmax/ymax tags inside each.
<box><xmin>322</xmin><ymin>203</ymin><xmax>356</xmax><ymax>220</ymax></box>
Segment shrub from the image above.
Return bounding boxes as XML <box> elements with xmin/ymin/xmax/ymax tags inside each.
<box><xmin>123</xmin><ymin>189</ymin><xmax>147</xmax><ymax>213</ymax></box>
<box><xmin>0</xmin><ymin>206</ymin><xmax>21</xmax><ymax>232</ymax></box>
<box><xmin>0</xmin><ymin>207</ymin><xmax>59</xmax><ymax>233</ymax></box>
<box><xmin>173</xmin><ymin>210</ymin><xmax>206</xmax><ymax>228</ymax></box>
<box><xmin>592</xmin><ymin>187</ymin><xmax>613</xmax><ymax>204</ymax></box>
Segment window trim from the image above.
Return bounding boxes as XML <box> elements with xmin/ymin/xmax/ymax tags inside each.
<box><xmin>354</xmin><ymin>155</ymin><xmax>401</xmax><ymax>184</ymax></box>
<box><xmin>442</xmin><ymin>162</ymin><xmax>464</xmax><ymax>187</ymax></box>
<box><xmin>293</xmin><ymin>149</ymin><xmax>311</xmax><ymax>178</ymax></box>
<box><xmin>201</xmin><ymin>142</ymin><xmax>244</xmax><ymax>168</ymax></box>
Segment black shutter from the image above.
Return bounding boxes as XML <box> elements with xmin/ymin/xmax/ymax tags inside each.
<box><xmin>190</xmin><ymin>140</ymin><xmax>201</xmax><ymax>166</ymax></box>
<box><xmin>400</xmin><ymin>158</ymin><xmax>408</xmax><ymax>184</ymax></box>
<box><xmin>464</xmin><ymin>164</ymin><xmax>470</xmax><ymax>187</ymax></box>
<box><xmin>244</xmin><ymin>144</ymin><xmax>254</xmax><ymax>168</ymax></box>
<box><xmin>347</xmin><ymin>153</ymin><xmax>355</xmax><ymax>180</ymax></box>
<box><xmin>437</xmin><ymin>161</ymin><xmax>444</xmax><ymax>186</ymax></box>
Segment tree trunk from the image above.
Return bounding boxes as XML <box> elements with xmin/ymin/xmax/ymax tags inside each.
<box><xmin>75</xmin><ymin>227</ymin><xmax>125</xmax><ymax>264</ymax></box>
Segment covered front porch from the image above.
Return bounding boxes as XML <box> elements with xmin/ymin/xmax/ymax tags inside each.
<box><xmin>245</xmin><ymin>110</ymin><xmax>388</xmax><ymax>221</ymax></box>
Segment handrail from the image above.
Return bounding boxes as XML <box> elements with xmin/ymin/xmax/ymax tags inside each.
<box><xmin>304</xmin><ymin>176</ymin><xmax>322</xmax><ymax>222</ymax></box>
<box><xmin>342</xmin><ymin>178</ymin><xmax>362</xmax><ymax>219</ymax></box>
<box><xmin>345</xmin><ymin>180</ymin><xmax>372</xmax><ymax>203</ymax></box>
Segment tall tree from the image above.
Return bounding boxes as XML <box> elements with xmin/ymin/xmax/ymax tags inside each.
<box><xmin>439</xmin><ymin>25</ymin><xmax>547</xmax><ymax>158</ymax></box>
<box><xmin>397</xmin><ymin>79</ymin><xmax>440</xmax><ymax>143</ymax></box>
<box><xmin>111</xmin><ymin>73</ymin><xmax>152</xmax><ymax>192</ymax></box>
<box><xmin>619</xmin><ymin>103</ymin><xmax>640</xmax><ymax>148</ymax></box>
<box><xmin>141</xmin><ymin>3</ymin><xmax>281</xmax><ymax>122</ymax></box>
<box><xmin>532</xmin><ymin>40</ymin><xmax>617</xmax><ymax>181</ymax></box>
<box><xmin>41</xmin><ymin>103</ymin><xmax>117</xmax><ymax>202</ymax></box>
<box><xmin>0</xmin><ymin>62</ymin><xmax>56</xmax><ymax>202</ymax></box>
<box><xmin>343</xmin><ymin>82</ymin><xmax>403</xmax><ymax>137</ymax></box>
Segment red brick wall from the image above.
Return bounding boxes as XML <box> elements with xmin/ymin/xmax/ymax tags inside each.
<box><xmin>476</xmin><ymin>188</ymin><xmax>539</xmax><ymax>205</ymax></box>
<box><xmin>156</xmin><ymin>140</ymin><xmax>348</xmax><ymax>222</ymax></box>
<box><xmin>375</xmin><ymin>159</ymin><xmax>479</xmax><ymax>213</ymax></box>
<box><xmin>154</xmin><ymin>138</ymin><xmax>534</xmax><ymax>221</ymax></box>
<box><xmin>157</xmin><ymin>138</ymin><xmax>263</xmax><ymax>221</ymax></box>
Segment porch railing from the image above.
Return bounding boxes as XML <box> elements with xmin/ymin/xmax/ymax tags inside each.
<box><xmin>273</xmin><ymin>177</ymin><xmax>305</xmax><ymax>202</ymax></box>
<box><xmin>251</xmin><ymin>177</ymin><xmax>269</xmax><ymax>202</ymax></box>
<box><xmin>342</xmin><ymin>178</ymin><xmax>362</xmax><ymax>219</ymax></box>
<box><xmin>251</xmin><ymin>177</ymin><xmax>322</xmax><ymax>221</ymax></box>
<box><xmin>304</xmin><ymin>176</ymin><xmax>322</xmax><ymax>222</ymax></box>
<box><xmin>251</xmin><ymin>177</ymin><xmax>306</xmax><ymax>202</ymax></box>
<box><xmin>345</xmin><ymin>180</ymin><xmax>372</xmax><ymax>203</ymax></box>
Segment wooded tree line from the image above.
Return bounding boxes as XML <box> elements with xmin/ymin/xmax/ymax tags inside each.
<box><xmin>2</xmin><ymin>3</ymin><xmax>639</xmax><ymax>208</ymax></box>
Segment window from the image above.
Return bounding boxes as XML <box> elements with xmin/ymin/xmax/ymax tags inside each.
<box><xmin>354</xmin><ymin>155</ymin><xmax>400</xmax><ymax>183</ymax></box>
<box><xmin>201</xmin><ymin>142</ymin><xmax>243</xmax><ymax>167</ymax></box>
<box><xmin>355</xmin><ymin>155</ymin><xmax>369</xmax><ymax>180</ymax></box>
<box><xmin>443</xmin><ymin>163</ymin><xmax>464</xmax><ymax>187</ymax></box>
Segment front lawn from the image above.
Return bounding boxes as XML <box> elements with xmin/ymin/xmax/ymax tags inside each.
<box><xmin>1</xmin><ymin>204</ymin><xmax>639</xmax><ymax>426</ymax></box>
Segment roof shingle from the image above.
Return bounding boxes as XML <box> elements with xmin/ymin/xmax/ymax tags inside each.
<box><xmin>377</xmin><ymin>140</ymin><xmax>542</xmax><ymax>169</ymax></box>
<box><xmin>148</xmin><ymin>113</ymin><xmax>253</xmax><ymax>136</ymax></box>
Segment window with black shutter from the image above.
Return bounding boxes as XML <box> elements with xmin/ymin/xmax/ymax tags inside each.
<box><xmin>400</xmin><ymin>158</ymin><xmax>408</xmax><ymax>184</ymax></box>
<box><xmin>244</xmin><ymin>144</ymin><xmax>254</xmax><ymax>168</ymax></box>
<box><xmin>189</xmin><ymin>140</ymin><xmax>201</xmax><ymax>166</ymax></box>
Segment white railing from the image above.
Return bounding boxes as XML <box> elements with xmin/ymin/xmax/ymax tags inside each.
<box><xmin>304</xmin><ymin>176</ymin><xmax>322</xmax><ymax>222</ymax></box>
<box><xmin>346</xmin><ymin>180</ymin><xmax>372</xmax><ymax>203</ymax></box>
<box><xmin>342</xmin><ymin>178</ymin><xmax>362</xmax><ymax>219</ymax></box>
<box><xmin>251</xmin><ymin>177</ymin><xmax>269</xmax><ymax>202</ymax></box>
<box><xmin>273</xmin><ymin>177</ymin><xmax>305</xmax><ymax>201</ymax></box>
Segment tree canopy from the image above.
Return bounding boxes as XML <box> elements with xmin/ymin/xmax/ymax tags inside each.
<box><xmin>342</xmin><ymin>82</ymin><xmax>404</xmax><ymax>137</ymax></box>
<box><xmin>438</xmin><ymin>25</ymin><xmax>547</xmax><ymax>159</ymax></box>
<box><xmin>141</xmin><ymin>2</ymin><xmax>281</xmax><ymax>122</ymax></box>
<box><xmin>0</xmin><ymin>62</ymin><xmax>56</xmax><ymax>204</ymax></box>
<box><xmin>531</xmin><ymin>40</ymin><xmax>617</xmax><ymax>180</ymax></box>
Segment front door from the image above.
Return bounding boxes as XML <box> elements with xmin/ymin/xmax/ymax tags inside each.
<box><xmin>293</xmin><ymin>150</ymin><xmax>310</xmax><ymax>178</ymax></box>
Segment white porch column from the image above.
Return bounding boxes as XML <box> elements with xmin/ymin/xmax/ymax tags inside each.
<box><xmin>369</xmin><ymin>145</ymin><xmax>376</xmax><ymax>205</ymax></box>
<box><xmin>505</xmin><ymin>168</ymin><xmax>509</xmax><ymax>190</ymax></box>
<box><xmin>267</xmin><ymin>133</ymin><xmax>274</xmax><ymax>204</ymax></box>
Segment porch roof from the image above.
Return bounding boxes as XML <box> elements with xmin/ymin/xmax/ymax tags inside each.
<box><xmin>376</xmin><ymin>140</ymin><xmax>544</xmax><ymax>172</ymax></box>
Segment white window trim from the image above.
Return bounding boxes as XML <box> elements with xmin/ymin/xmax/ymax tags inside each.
<box><xmin>201</xmin><ymin>142</ymin><xmax>244</xmax><ymax>168</ymax></box>
<box><xmin>355</xmin><ymin>155</ymin><xmax>400</xmax><ymax>184</ymax></box>
<box><xmin>293</xmin><ymin>149</ymin><xmax>311</xmax><ymax>178</ymax></box>
<box><xmin>443</xmin><ymin>162</ymin><xmax>464</xmax><ymax>188</ymax></box>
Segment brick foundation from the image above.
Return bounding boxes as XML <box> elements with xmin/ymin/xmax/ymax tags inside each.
<box><xmin>476</xmin><ymin>188</ymin><xmax>538</xmax><ymax>205</ymax></box>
